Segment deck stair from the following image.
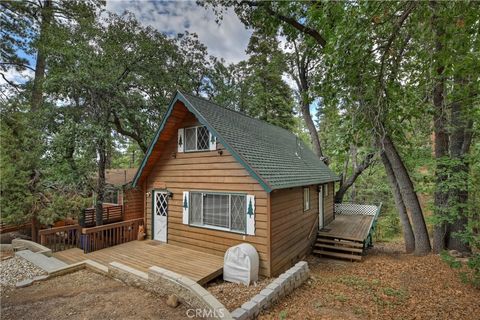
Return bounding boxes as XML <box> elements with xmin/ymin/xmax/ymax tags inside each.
<box><xmin>313</xmin><ymin>203</ymin><xmax>382</xmax><ymax>261</ymax></box>
<box><xmin>313</xmin><ymin>236</ymin><xmax>364</xmax><ymax>261</ymax></box>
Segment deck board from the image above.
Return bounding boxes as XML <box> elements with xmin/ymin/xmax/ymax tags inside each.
<box><xmin>54</xmin><ymin>240</ymin><xmax>223</xmax><ymax>285</ymax></box>
<box><xmin>318</xmin><ymin>214</ymin><xmax>374</xmax><ymax>242</ymax></box>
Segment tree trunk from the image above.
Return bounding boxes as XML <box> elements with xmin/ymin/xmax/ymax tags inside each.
<box><xmin>381</xmin><ymin>152</ymin><xmax>415</xmax><ymax>253</ymax></box>
<box><xmin>350</xmin><ymin>145</ymin><xmax>358</xmax><ymax>202</ymax></box>
<box><xmin>95</xmin><ymin>139</ymin><xmax>106</xmax><ymax>226</ymax></box>
<box><xmin>381</xmin><ymin>134</ymin><xmax>431</xmax><ymax>255</ymax></box>
<box><xmin>446</xmin><ymin>80</ymin><xmax>471</xmax><ymax>253</ymax></box>
<box><xmin>431</xmin><ymin>0</ymin><xmax>450</xmax><ymax>254</ymax></box>
<box><xmin>301</xmin><ymin>99</ymin><xmax>323</xmax><ymax>158</ymax></box>
<box><xmin>31</xmin><ymin>0</ymin><xmax>52</xmax><ymax>112</ymax></box>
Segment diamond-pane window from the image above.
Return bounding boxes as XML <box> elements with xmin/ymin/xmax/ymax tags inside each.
<box><xmin>184</xmin><ymin>126</ymin><xmax>209</xmax><ymax>151</ymax></box>
<box><xmin>231</xmin><ymin>195</ymin><xmax>246</xmax><ymax>232</ymax></box>
<box><xmin>197</xmin><ymin>126</ymin><xmax>210</xmax><ymax>150</ymax></box>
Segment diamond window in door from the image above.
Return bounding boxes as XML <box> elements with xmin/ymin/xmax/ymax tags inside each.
<box><xmin>155</xmin><ymin>192</ymin><xmax>168</xmax><ymax>217</ymax></box>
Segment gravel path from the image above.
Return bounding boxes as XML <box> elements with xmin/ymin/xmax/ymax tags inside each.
<box><xmin>0</xmin><ymin>256</ymin><xmax>46</xmax><ymax>290</ymax></box>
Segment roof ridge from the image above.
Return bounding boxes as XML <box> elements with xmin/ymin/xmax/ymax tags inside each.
<box><xmin>179</xmin><ymin>91</ymin><xmax>295</xmax><ymax>136</ymax></box>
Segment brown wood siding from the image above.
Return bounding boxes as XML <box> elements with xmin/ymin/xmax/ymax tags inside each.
<box><xmin>123</xmin><ymin>187</ymin><xmax>144</xmax><ymax>221</ymax></box>
<box><xmin>270</xmin><ymin>185</ymin><xmax>319</xmax><ymax>276</ymax></box>
<box><xmin>324</xmin><ymin>182</ymin><xmax>335</xmax><ymax>225</ymax></box>
<box><xmin>144</xmin><ymin>111</ymin><xmax>271</xmax><ymax>276</ymax></box>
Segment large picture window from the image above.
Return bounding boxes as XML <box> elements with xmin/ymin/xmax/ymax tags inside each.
<box><xmin>189</xmin><ymin>192</ymin><xmax>246</xmax><ymax>233</ymax></box>
<box><xmin>184</xmin><ymin>126</ymin><xmax>210</xmax><ymax>152</ymax></box>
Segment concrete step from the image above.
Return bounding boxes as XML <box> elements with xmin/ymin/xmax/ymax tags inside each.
<box><xmin>16</xmin><ymin>250</ymin><xmax>67</xmax><ymax>273</ymax></box>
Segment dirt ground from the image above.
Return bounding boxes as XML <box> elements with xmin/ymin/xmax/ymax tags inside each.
<box><xmin>260</xmin><ymin>242</ymin><xmax>480</xmax><ymax>320</ymax></box>
<box><xmin>1</xmin><ymin>270</ymin><xmax>189</xmax><ymax>320</ymax></box>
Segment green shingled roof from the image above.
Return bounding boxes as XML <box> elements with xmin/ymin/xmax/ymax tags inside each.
<box><xmin>133</xmin><ymin>91</ymin><xmax>339</xmax><ymax>192</ymax></box>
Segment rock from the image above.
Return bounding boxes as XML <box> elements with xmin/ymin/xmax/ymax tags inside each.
<box><xmin>16</xmin><ymin>278</ymin><xmax>33</xmax><ymax>288</ymax></box>
<box><xmin>449</xmin><ymin>250</ymin><xmax>462</xmax><ymax>258</ymax></box>
<box><xmin>166</xmin><ymin>294</ymin><xmax>179</xmax><ymax>308</ymax></box>
<box><xmin>456</xmin><ymin>257</ymin><xmax>469</xmax><ymax>264</ymax></box>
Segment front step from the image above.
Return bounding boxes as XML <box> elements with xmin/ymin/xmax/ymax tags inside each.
<box><xmin>313</xmin><ymin>249</ymin><xmax>362</xmax><ymax>261</ymax></box>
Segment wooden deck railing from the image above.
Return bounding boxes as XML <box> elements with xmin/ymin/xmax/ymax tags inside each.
<box><xmin>39</xmin><ymin>225</ymin><xmax>82</xmax><ymax>252</ymax></box>
<box><xmin>82</xmin><ymin>204</ymin><xmax>123</xmax><ymax>227</ymax></box>
<box><xmin>81</xmin><ymin>218</ymin><xmax>143</xmax><ymax>253</ymax></box>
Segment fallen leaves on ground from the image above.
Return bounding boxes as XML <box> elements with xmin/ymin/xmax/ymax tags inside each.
<box><xmin>260</xmin><ymin>242</ymin><xmax>480</xmax><ymax>320</ymax></box>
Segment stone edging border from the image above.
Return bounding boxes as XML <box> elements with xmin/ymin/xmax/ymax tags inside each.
<box><xmin>11</xmin><ymin>238</ymin><xmax>52</xmax><ymax>257</ymax></box>
<box><xmin>15</xmin><ymin>259</ymin><xmax>108</xmax><ymax>288</ymax></box>
<box><xmin>231</xmin><ymin>261</ymin><xmax>310</xmax><ymax>320</ymax></box>
<box><xmin>109</xmin><ymin>262</ymin><xmax>232</xmax><ymax>320</ymax></box>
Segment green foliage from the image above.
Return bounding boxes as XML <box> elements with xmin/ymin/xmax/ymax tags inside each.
<box><xmin>0</xmin><ymin>102</ymin><xmax>38</xmax><ymax>224</ymax></box>
<box><xmin>206</xmin><ymin>32</ymin><xmax>296</xmax><ymax>130</ymax></box>
<box><xmin>278</xmin><ymin>310</ymin><xmax>288</xmax><ymax>320</ymax></box>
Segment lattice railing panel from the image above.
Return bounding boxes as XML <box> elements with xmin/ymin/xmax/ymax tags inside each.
<box><xmin>335</xmin><ymin>203</ymin><xmax>379</xmax><ymax>216</ymax></box>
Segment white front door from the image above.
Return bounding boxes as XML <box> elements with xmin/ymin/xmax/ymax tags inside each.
<box><xmin>318</xmin><ymin>186</ymin><xmax>324</xmax><ymax>230</ymax></box>
<box><xmin>153</xmin><ymin>191</ymin><xmax>168</xmax><ymax>242</ymax></box>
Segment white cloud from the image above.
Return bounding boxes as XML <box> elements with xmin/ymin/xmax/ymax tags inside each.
<box><xmin>105</xmin><ymin>0</ymin><xmax>252</xmax><ymax>64</ymax></box>
<box><xmin>0</xmin><ymin>67</ymin><xmax>34</xmax><ymax>86</ymax></box>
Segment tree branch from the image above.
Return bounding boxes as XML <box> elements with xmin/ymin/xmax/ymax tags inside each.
<box><xmin>0</xmin><ymin>62</ymin><xmax>36</xmax><ymax>72</ymax></box>
<box><xmin>335</xmin><ymin>152</ymin><xmax>376</xmax><ymax>203</ymax></box>
<box><xmin>240</xmin><ymin>0</ymin><xmax>327</xmax><ymax>47</ymax></box>
<box><xmin>111</xmin><ymin>111</ymin><xmax>147</xmax><ymax>153</ymax></box>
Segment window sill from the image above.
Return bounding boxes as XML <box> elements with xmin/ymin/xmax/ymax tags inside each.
<box><xmin>184</xmin><ymin>149</ymin><xmax>211</xmax><ymax>153</ymax></box>
<box><xmin>188</xmin><ymin>223</ymin><xmax>245</xmax><ymax>235</ymax></box>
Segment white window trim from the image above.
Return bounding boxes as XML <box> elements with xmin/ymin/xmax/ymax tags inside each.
<box><xmin>304</xmin><ymin>187</ymin><xmax>310</xmax><ymax>211</ymax></box>
<box><xmin>189</xmin><ymin>191</ymin><xmax>247</xmax><ymax>234</ymax></box>
<box><xmin>184</xmin><ymin>125</ymin><xmax>210</xmax><ymax>152</ymax></box>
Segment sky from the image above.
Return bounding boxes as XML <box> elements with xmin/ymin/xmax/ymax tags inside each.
<box><xmin>106</xmin><ymin>0</ymin><xmax>252</xmax><ymax>64</ymax></box>
<box><xmin>1</xmin><ymin>1</ymin><xmax>312</xmax><ymax>115</ymax></box>
<box><xmin>1</xmin><ymin>1</ymin><xmax>252</xmax><ymax>89</ymax></box>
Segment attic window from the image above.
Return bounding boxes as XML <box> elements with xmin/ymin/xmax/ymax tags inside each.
<box><xmin>184</xmin><ymin>126</ymin><xmax>209</xmax><ymax>152</ymax></box>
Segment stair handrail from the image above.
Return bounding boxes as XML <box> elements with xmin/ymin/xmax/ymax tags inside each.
<box><xmin>308</xmin><ymin>214</ymin><xmax>319</xmax><ymax>240</ymax></box>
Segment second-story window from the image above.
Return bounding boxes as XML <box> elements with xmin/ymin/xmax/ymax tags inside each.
<box><xmin>185</xmin><ymin>126</ymin><xmax>209</xmax><ymax>151</ymax></box>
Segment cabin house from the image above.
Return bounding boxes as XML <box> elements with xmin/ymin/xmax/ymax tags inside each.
<box><xmin>102</xmin><ymin>168</ymin><xmax>138</xmax><ymax>205</ymax></box>
<box><xmin>131</xmin><ymin>91</ymin><xmax>341</xmax><ymax>277</ymax></box>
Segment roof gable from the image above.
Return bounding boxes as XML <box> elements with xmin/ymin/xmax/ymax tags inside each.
<box><xmin>132</xmin><ymin>91</ymin><xmax>339</xmax><ymax>191</ymax></box>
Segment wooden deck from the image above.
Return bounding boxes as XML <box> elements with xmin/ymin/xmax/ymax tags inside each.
<box><xmin>54</xmin><ymin>240</ymin><xmax>224</xmax><ymax>285</ymax></box>
<box><xmin>318</xmin><ymin>214</ymin><xmax>374</xmax><ymax>242</ymax></box>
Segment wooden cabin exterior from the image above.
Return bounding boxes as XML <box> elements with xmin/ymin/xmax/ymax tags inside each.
<box><xmin>132</xmin><ymin>91</ymin><xmax>339</xmax><ymax>277</ymax></box>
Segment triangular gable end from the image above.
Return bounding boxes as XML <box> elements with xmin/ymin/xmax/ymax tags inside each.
<box><xmin>132</xmin><ymin>91</ymin><xmax>273</xmax><ymax>192</ymax></box>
